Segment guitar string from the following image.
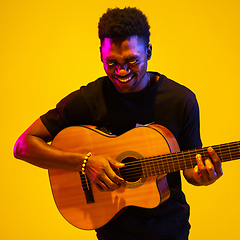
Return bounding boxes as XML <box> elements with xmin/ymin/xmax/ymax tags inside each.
<box><xmin>81</xmin><ymin>142</ymin><xmax>240</xmax><ymax>186</ymax></box>
<box><xmin>123</xmin><ymin>142</ymin><xmax>240</xmax><ymax>167</ymax></box>
<box><xmin>129</xmin><ymin>141</ymin><xmax>240</xmax><ymax>164</ymax></box>
<box><xmin>81</xmin><ymin>156</ymin><xmax>240</xmax><ymax>189</ymax></box>
<box><xmin>80</xmin><ymin>156</ymin><xmax>239</xmax><ymax>189</ymax></box>
<box><xmin>129</xmin><ymin>148</ymin><xmax>240</xmax><ymax>169</ymax></box>
<box><xmin>125</xmin><ymin>147</ymin><xmax>240</xmax><ymax>170</ymax></box>
<box><xmin>115</xmin><ymin>143</ymin><xmax>240</xmax><ymax>178</ymax></box>
<box><xmin>81</xmin><ymin>144</ymin><xmax>240</xmax><ymax>185</ymax></box>
<box><xmin>121</xmin><ymin>159</ymin><xmax>240</xmax><ymax>179</ymax></box>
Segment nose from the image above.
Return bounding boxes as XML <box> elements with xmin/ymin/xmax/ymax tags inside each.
<box><xmin>115</xmin><ymin>64</ymin><xmax>130</xmax><ymax>76</ymax></box>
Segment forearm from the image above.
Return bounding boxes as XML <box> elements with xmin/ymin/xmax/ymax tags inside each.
<box><xmin>14</xmin><ymin>133</ymin><xmax>84</xmax><ymax>171</ymax></box>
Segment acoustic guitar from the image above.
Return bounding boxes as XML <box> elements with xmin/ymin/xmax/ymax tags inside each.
<box><xmin>49</xmin><ymin>124</ymin><xmax>240</xmax><ymax>230</ymax></box>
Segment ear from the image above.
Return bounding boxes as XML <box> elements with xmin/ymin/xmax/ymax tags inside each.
<box><xmin>146</xmin><ymin>44</ymin><xmax>152</xmax><ymax>60</ymax></box>
<box><xmin>100</xmin><ymin>46</ymin><xmax>103</xmax><ymax>62</ymax></box>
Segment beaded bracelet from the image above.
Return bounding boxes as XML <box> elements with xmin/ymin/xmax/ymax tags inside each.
<box><xmin>81</xmin><ymin>152</ymin><xmax>92</xmax><ymax>174</ymax></box>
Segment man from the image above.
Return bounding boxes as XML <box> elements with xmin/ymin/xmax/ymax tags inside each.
<box><xmin>14</xmin><ymin>7</ymin><xmax>223</xmax><ymax>240</ymax></box>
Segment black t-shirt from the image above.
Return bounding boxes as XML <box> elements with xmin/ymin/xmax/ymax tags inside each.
<box><xmin>41</xmin><ymin>72</ymin><xmax>202</xmax><ymax>239</ymax></box>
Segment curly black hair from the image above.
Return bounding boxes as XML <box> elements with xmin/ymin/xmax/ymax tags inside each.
<box><xmin>98</xmin><ymin>7</ymin><xmax>150</xmax><ymax>47</ymax></box>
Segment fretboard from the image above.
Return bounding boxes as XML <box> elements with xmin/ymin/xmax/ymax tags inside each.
<box><xmin>139</xmin><ymin>141</ymin><xmax>240</xmax><ymax>177</ymax></box>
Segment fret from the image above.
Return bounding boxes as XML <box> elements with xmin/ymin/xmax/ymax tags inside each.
<box><xmin>169</xmin><ymin>155</ymin><xmax>175</xmax><ymax>172</ymax></box>
<box><xmin>147</xmin><ymin>158</ymin><xmax>152</xmax><ymax>176</ymax></box>
<box><xmin>211</xmin><ymin>141</ymin><xmax>240</xmax><ymax>163</ymax></box>
<box><xmin>159</xmin><ymin>155</ymin><xmax>167</xmax><ymax>174</ymax></box>
<box><xmin>228</xmin><ymin>143</ymin><xmax>233</xmax><ymax>160</ymax></box>
<box><xmin>164</xmin><ymin>155</ymin><xmax>171</xmax><ymax>173</ymax></box>
<box><xmin>140</xmin><ymin>141</ymin><xmax>240</xmax><ymax>178</ymax></box>
<box><xmin>142</xmin><ymin>158</ymin><xmax>152</xmax><ymax>177</ymax></box>
<box><xmin>177</xmin><ymin>150</ymin><xmax>191</xmax><ymax>171</ymax></box>
<box><xmin>150</xmin><ymin>157</ymin><xmax>157</xmax><ymax>176</ymax></box>
<box><xmin>160</xmin><ymin>155</ymin><xmax>167</xmax><ymax>174</ymax></box>
<box><xmin>148</xmin><ymin>157</ymin><xmax>154</xmax><ymax>176</ymax></box>
<box><xmin>237</xmin><ymin>142</ymin><xmax>240</xmax><ymax>159</ymax></box>
<box><xmin>144</xmin><ymin>158</ymin><xmax>150</xmax><ymax>176</ymax></box>
<box><xmin>191</xmin><ymin>149</ymin><xmax>197</xmax><ymax>168</ymax></box>
<box><xmin>141</xmin><ymin>159</ymin><xmax>147</xmax><ymax>177</ymax></box>
<box><xmin>176</xmin><ymin>152</ymin><xmax>181</xmax><ymax>171</ymax></box>
<box><xmin>202</xmin><ymin>148</ymin><xmax>209</xmax><ymax>161</ymax></box>
<box><xmin>155</xmin><ymin>157</ymin><xmax>159</xmax><ymax>175</ymax></box>
<box><xmin>229</xmin><ymin>142</ymin><xmax>240</xmax><ymax>161</ymax></box>
<box><xmin>171</xmin><ymin>154</ymin><xmax>176</xmax><ymax>172</ymax></box>
<box><xmin>155</xmin><ymin>156</ymin><xmax>161</xmax><ymax>175</ymax></box>
<box><xmin>186</xmin><ymin>150</ymin><xmax>192</xmax><ymax>169</ymax></box>
<box><xmin>158</xmin><ymin>155</ymin><xmax>166</xmax><ymax>175</ymax></box>
<box><xmin>185</xmin><ymin>150</ymin><xmax>192</xmax><ymax>169</ymax></box>
<box><xmin>217</xmin><ymin>144</ymin><xmax>223</xmax><ymax>161</ymax></box>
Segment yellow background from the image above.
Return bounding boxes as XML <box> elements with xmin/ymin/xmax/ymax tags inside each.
<box><xmin>1</xmin><ymin>0</ymin><xmax>240</xmax><ymax>239</ymax></box>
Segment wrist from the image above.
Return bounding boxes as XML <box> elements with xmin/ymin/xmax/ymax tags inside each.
<box><xmin>81</xmin><ymin>152</ymin><xmax>92</xmax><ymax>174</ymax></box>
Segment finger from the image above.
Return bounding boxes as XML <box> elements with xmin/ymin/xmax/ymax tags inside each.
<box><xmin>108</xmin><ymin>158</ymin><xmax>125</xmax><ymax>168</ymax></box>
<box><xmin>193</xmin><ymin>165</ymin><xmax>202</xmax><ymax>182</ymax></box>
<box><xmin>97</xmin><ymin>175</ymin><xmax>122</xmax><ymax>191</ymax></box>
<box><xmin>107</xmin><ymin>158</ymin><xmax>125</xmax><ymax>182</ymax></box>
<box><xmin>196</xmin><ymin>154</ymin><xmax>205</xmax><ymax>170</ymax></box>
<box><xmin>207</xmin><ymin>147</ymin><xmax>223</xmax><ymax>177</ymax></box>
<box><xmin>104</xmin><ymin>164</ymin><xmax>124</xmax><ymax>184</ymax></box>
<box><xmin>196</xmin><ymin>154</ymin><xmax>211</xmax><ymax>183</ymax></box>
<box><xmin>95</xmin><ymin>179</ymin><xmax>114</xmax><ymax>192</ymax></box>
<box><xmin>91</xmin><ymin>163</ymin><xmax>122</xmax><ymax>190</ymax></box>
<box><xmin>205</xmin><ymin>159</ymin><xmax>217</xmax><ymax>181</ymax></box>
<box><xmin>91</xmin><ymin>170</ymin><xmax>119</xmax><ymax>191</ymax></box>
<box><xmin>207</xmin><ymin>147</ymin><xmax>220</xmax><ymax>162</ymax></box>
<box><xmin>95</xmin><ymin>181</ymin><xmax>107</xmax><ymax>191</ymax></box>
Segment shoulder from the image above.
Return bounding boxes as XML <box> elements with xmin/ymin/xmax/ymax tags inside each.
<box><xmin>74</xmin><ymin>76</ymin><xmax>110</xmax><ymax>99</ymax></box>
<box><xmin>154</xmin><ymin>73</ymin><xmax>197</xmax><ymax>105</ymax></box>
<box><xmin>81</xmin><ymin>76</ymin><xmax>108</xmax><ymax>92</ymax></box>
<box><xmin>59</xmin><ymin>76</ymin><xmax>109</xmax><ymax>103</ymax></box>
<box><xmin>162</xmin><ymin>74</ymin><xmax>194</xmax><ymax>95</ymax></box>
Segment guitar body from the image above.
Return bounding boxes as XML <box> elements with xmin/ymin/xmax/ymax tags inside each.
<box><xmin>49</xmin><ymin>124</ymin><xmax>180</xmax><ymax>230</ymax></box>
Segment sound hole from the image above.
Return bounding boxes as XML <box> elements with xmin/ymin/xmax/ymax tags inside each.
<box><xmin>119</xmin><ymin>157</ymin><xmax>143</xmax><ymax>182</ymax></box>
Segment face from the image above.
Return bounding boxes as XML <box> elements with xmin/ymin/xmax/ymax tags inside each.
<box><xmin>100</xmin><ymin>36</ymin><xmax>152</xmax><ymax>94</ymax></box>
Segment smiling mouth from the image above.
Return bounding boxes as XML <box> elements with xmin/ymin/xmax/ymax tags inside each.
<box><xmin>115</xmin><ymin>74</ymin><xmax>134</xmax><ymax>83</ymax></box>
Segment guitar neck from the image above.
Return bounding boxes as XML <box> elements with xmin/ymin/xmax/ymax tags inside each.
<box><xmin>140</xmin><ymin>141</ymin><xmax>240</xmax><ymax>177</ymax></box>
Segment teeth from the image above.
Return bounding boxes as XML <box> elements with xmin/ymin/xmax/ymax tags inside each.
<box><xmin>116</xmin><ymin>75</ymin><xmax>132</xmax><ymax>83</ymax></box>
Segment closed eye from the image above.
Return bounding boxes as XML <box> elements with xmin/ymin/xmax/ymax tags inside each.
<box><xmin>106</xmin><ymin>58</ymin><xmax>139</xmax><ymax>67</ymax></box>
<box><xmin>128</xmin><ymin>59</ymin><xmax>138</xmax><ymax>65</ymax></box>
<box><xmin>106</xmin><ymin>61</ymin><xmax>116</xmax><ymax>66</ymax></box>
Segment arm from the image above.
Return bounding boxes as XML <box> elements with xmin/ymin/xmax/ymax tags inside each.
<box><xmin>177</xmin><ymin>94</ymin><xmax>223</xmax><ymax>186</ymax></box>
<box><xmin>183</xmin><ymin>147</ymin><xmax>223</xmax><ymax>186</ymax></box>
<box><xmin>14</xmin><ymin>118</ymin><xmax>84</xmax><ymax>170</ymax></box>
<box><xmin>14</xmin><ymin>118</ymin><xmax>124</xmax><ymax>190</ymax></box>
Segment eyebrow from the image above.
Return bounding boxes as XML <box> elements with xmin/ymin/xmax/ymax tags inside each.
<box><xmin>105</xmin><ymin>55</ymin><xmax>139</xmax><ymax>61</ymax></box>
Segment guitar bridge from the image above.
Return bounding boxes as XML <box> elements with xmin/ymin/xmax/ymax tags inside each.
<box><xmin>79</xmin><ymin>172</ymin><xmax>95</xmax><ymax>204</ymax></box>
